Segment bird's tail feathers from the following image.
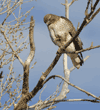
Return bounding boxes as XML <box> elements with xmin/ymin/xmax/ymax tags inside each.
<box><xmin>78</xmin><ymin>53</ymin><xmax>84</xmax><ymax>66</ymax></box>
<box><xmin>70</xmin><ymin>53</ymin><xmax>83</xmax><ymax>69</ymax></box>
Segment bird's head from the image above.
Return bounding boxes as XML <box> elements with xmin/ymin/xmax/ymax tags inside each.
<box><xmin>44</xmin><ymin>14</ymin><xmax>52</xmax><ymax>25</ymax></box>
<box><xmin>44</xmin><ymin>14</ymin><xmax>59</xmax><ymax>26</ymax></box>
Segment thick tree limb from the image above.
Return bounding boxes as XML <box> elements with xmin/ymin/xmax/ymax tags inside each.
<box><xmin>61</xmin><ymin>0</ymin><xmax>70</xmax><ymax>101</ymax></box>
<box><xmin>14</xmin><ymin>16</ymin><xmax>35</xmax><ymax>110</ymax></box>
<box><xmin>22</xmin><ymin>16</ymin><xmax>35</xmax><ymax>96</ymax></box>
<box><xmin>14</xmin><ymin>53</ymin><xmax>62</xmax><ymax>110</ymax></box>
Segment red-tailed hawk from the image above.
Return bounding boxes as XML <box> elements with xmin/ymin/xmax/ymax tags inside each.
<box><xmin>44</xmin><ymin>14</ymin><xmax>83</xmax><ymax>69</ymax></box>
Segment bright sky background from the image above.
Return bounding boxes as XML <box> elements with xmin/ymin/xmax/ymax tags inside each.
<box><xmin>1</xmin><ymin>0</ymin><xmax>100</xmax><ymax>110</ymax></box>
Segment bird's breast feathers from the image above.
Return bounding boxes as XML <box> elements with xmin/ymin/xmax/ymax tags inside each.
<box><xmin>48</xmin><ymin>18</ymin><xmax>76</xmax><ymax>52</ymax></box>
<box><xmin>49</xmin><ymin>18</ymin><xmax>67</xmax><ymax>36</ymax></box>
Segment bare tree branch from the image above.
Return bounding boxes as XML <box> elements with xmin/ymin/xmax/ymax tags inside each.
<box><xmin>85</xmin><ymin>8</ymin><xmax>100</xmax><ymax>26</ymax></box>
<box><xmin>64</xmin><ymin>44</ymin><xmax>100</xmax><ymax>54</ymax></box>
<box><xmin>88</xmin><ymin>0</ymin><xmax>99</xmax><ymax>17</ymax></box>
<box><xmin>85</xmin><ymin>0</ymin><xmax>91</xmax><ymax>16</ymax></box>
<box><xmin>41</xmin><ymin>98</ymin><xmax>100</xmax><ymax>109</ymax></box>
<box><xmin>2</xmin><ymin>0</ymin><xmax>21</xmax><ymax>25</ymax></box>
<box><xmin>43</xmin><ymin>75</ymin><xmax>100</xmax><ymax>100</ymax></box>
<box><xmin>22</xmin><ymin>16</ymin><xmax>35</xmax><ymax>96</ymax></box>
<box><xmin>0</xmin><ymin>71</ymin><xmax>3</xmax><ymax>79</ymax></box>
<box><xmin>53</xmin><ymin>98</ymin><xmax>100</xmax><ymax>103</ymax></box>
<box><xmin>30</xmin><ymin>98</ymin><xmax>100</xmax><ymax>109</ymax></box>
<box><xmin>14</xmin><ymin>16</ymin><xmax>35</xmax><ymax>110</ymax></box>
<box><xmin>61</xmin><ymin>0</ymin><xmax>70</xmax><ymax>101</ymax></box>
<box><xmin>77</xmin><ymin>22</ymin><xmax>80</xmax><ymax>30</ymax></box>
<box><xmin>74</xmin><ymin>44</ymin><xmax>100</xmax><ymax>54</ymax></box>
<box><xmin>1</xmin><ymin>30</ymin><xmax>24</xmax><ymax>66</ymax></box>
<box><xmin>69</xmin><ymin>0</ymin><xmax>78</xmax><ymax>6</ymax></box>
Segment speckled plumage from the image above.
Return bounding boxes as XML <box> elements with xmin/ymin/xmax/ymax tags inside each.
<box><xmin>44</xmin><ymin>14</ymin><xmax>83</xmax><ymax>69</ymax></box>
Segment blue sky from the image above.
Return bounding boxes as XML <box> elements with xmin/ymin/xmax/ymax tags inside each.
<box><xmin>1</xmin><ymin>0</ymin><xmax>100</xmax><ymax>110</ymax></box>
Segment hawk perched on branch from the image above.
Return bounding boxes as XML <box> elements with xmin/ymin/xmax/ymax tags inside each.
<box><xmin>44</xmin><ymin>14</ymin><xmax>83</xmax><ymax>69</ymax></box>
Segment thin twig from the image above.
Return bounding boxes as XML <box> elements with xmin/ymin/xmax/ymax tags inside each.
<box><xmin>69</xmin><ymin>0</ymin><xmax>78</xmax><ymax>6</ymax></box>
<box><xmin>1</xmin><ymin>30</ymin><xmax>24</xmax><ymax>66</ymax></box>
<box><xmin>85</xmin><ymin>8</ymin><xmax>100</xmax><ymax>26</ymax></box>
<box><xmin>64</xmin><ymin>44</ymin><xmax>100</xmax><ymax>54</ymax></box>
